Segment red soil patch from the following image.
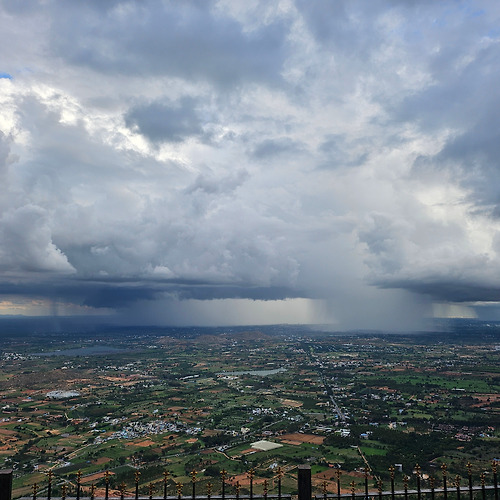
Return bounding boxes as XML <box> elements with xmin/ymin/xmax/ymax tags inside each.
<box><xmin>81</xmin><ymin>471</ymin><xmax>115</xmax><ymax>484</ymax></box>
<box><xmin>280</xmin><ymin>439</ymin><xmax>303</xmax><ymax>446</ymax></box>
<box><xmin>240</xmin><ymin>448</ymin><xmax>259</xmax><ymax>454</ymax></box>
<box><xmin>127</xmin><ymin>439</ymin><xmax>156</xmax><ymax>447</ymax></box>
<box><xmin>228</xmin><ymin>474</ymin><xmax>270</xmax><ymax>487</ymax></box>
<box><xmin>278</xmin><ymin>433</ymin><xmax>325</xmax><ymax>445</ymax></box>
<box><xmin>0</xmin><ymin>429</ymin><xmax>17</xmax><ymax>437</ymax></box>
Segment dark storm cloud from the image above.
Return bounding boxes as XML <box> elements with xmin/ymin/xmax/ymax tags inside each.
<box><xmin>251</xmin><ymin>137</ymin><xmax>306</xmax><ymax>159</ymax></box>
<box><xmin>0</xmin><ymin>276</ymin><xmax>301</xmax><ymax>310</ymax></box>
<box><xmin>184</xmin><ymin>169</ymin><xmax>248</xmax><ymax>195</ymax></box>
<box><xmin>47</xmin><ymin>0</ymin><xmax>288</xmax><ymax>88</ymax></box>
<box><xmin>318</xmin><ymin>134</ymin><xmax>369</xmax><ymax>169</ymax></box>
<box><xmin>399</xmin><ymin>24</ymin><xmax>500</xmax><ymax>217</ymax></box>
<box><xmin>376</xmin><ymin>278</ymin><xmax>500</xmax><ymax>304</ymax></box>
<box><xmin>125</xmin><ymin>98</ymin><xmax>205</xmax><ymax>144</ymax></box>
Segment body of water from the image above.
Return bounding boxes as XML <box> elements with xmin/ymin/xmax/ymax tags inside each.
<box><xmin>218</xmin><ymin>367</ymin><xmax>286</xmax><ymax>377</ymax></box>
<box><xmin>33</xmin><ymin>345</ymin><xmax>126</xmax><ymax>357</ymax></box>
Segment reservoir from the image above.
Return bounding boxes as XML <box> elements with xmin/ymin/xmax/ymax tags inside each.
<box><xmin>218</xmin><ymin>367</ymin><xmax>286</xmax><ymax>377</ymax></box>
<box><xmin>33</xmin><ymin>345</ymin><xmax>126</xmax><ymax>357</ymax></box>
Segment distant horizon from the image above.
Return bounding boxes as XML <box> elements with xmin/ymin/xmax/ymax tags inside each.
<box><xmin>0</xmin><ymin>313</ymin><xmax>498</xmax><ymax>335</ymax></box>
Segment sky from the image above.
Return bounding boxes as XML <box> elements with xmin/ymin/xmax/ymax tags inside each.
<box><xmin>1</xmin><ymin>0</ymin><xmax>500</xmax><ymax>330</ymax></box>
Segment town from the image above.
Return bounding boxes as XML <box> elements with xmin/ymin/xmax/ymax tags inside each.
<box><xmin>0</xmin><ymin>323</ymin><xmax>499</xmax><ymax>498</ymax></box>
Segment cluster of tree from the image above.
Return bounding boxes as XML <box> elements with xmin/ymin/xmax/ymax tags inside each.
<box><xmin>201</xmin><ymin>432</ymin><xmax>233</xmax><ymax>447</ymax></box>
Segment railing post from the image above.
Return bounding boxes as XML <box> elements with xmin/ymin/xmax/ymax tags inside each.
<box><xmin>455</xmin><ymin>476</ymin><xmax>461</xmax><ymax>500</ymax></box>
<box><xmin>176</xmin><ymin>481</ymin><xmax>183</xmax><ymax>500</ymax></box>
<box><xmin>467</xmin><ymin>463</ymin><xmax>473</xmax><ymax>500</ymax></box>
<box><xmin>298</xmin><ymin>465</ymin><xmax>312</xmax><ymax>500</ymax></box>
<box><xmin>0</xmin><ymin>470</ymin><xmax>13</xmax><ymax>500</ymax></box>
<box><xmin>430</xmin><ymin>476</ymin><xmax>435</xmax><ymax>500</ymax></box>
<box><xmin>492</xmin><ymin>461</ymin><xmax>498</xmax><ymax>500</ymax></box>
<box><xmin>415</xmin><ymin>464</ymin><xmax>421</xmax><ymax>500</ymax></box>
<box><xmin>404</xmin><ymin>475</ymin><xmax>409</xmax><ymax>500</ymax></box>
<box><xmin>248</xmin><ymin>469</ymin><xmax>255</xmax><ymax>500</ymax></box>
<box><xmin>364</xmin><ymin>468</ymin><xmax>369</xmax><ymax>500</ymax></box>
<box><xmin>336</xmin><ymin>469</ymin><xmax>342</xmax><ymax>500</ymax></box>
<box><xmin>192</xmin><ymin>470</ymin><xmax>198</xmax><ymax>500</ymax></box>
<box><xmin>442</xmin><ymin>464</ymin><xmax>448</xmax><ymax>500</ymax></box>
<box><xmin>135</xmin><ymin>470</ymin><xmax>141</xmax><ymax>500</ymax></box>
<box><xmin>389</xmin><ymin>466</ymin><xmax>395</xmax><ymax>500</ymax></box>
<box><xmin>105</xmin><ymin>470</ymin><xmax>110</xmax><ymax>500</ymax></box>
<box><xmin>32</xmin><ymin>482</ymin><xmax>38</xmax><ymax>500</ymax></box>
<box><xmin>480</xmin><ymin>473</ymin><xmax>485</xmax><ymax>500</ymax></box>
<box><xmin>164</xmin><ymin>470</ymin><xmax>170</xmax><ymax>500</ymax></box>
<box><xmin>221</xmin><ymin>469</ymin><xmax>227</xmax><ymax>500</ymax></box>
<box><xmin>76</xmin><ymin>470</ymin><xmax>81</xmax><ymax>500</ymax></box>
<box><xmin>47</xmin><ymin>470</ymin><xmax>53</xmax><ymax>500</ymax></box>
<box><xmin>277</xmin><ymin>467</ymin><xmax>283</xmax><ymax>500</ymax></box>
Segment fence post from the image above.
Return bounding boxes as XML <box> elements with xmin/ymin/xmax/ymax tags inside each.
<box><xmin>415</xmin><ymin>464</ymin><xmax>421</xmax><ymax>500</ymax></box>
<box><xmin>104</xmin><ymin>470</ymin><xmax>110</xmax><ymax>500</ymax></box>
<box><xmin>221</xmin><ymin>469</ymin><xmax>227</xmax><ymax>500</ymax></box>
<box><xmin>492</xmin><ymin>461</ymin><xmax>498</xmax><ymax>500</ymax></box>
<box><xmin>467</xmin><ymin>463</ymin><xmax>473</xmax><ymax>500</ymax></box>
<box><xmin>164</xmin><ymin>470</ymin><xmax>170</xmax><ymax>500</ymax></box>
<box><xmin>248</xmin><ymin>469</ymin><xmax>255</xmax><ymax>500</ymax></box>
<box><xmin>441</xmin><ymin>464</ymin><xmax>448</xmax><ymax>500</ymax></box>
<box><xmin>277</xmin><ymin>467</ymin><xmax>283</xmax><ymax>500</ymax></box>
<box><xmin>455</xmin><ymin>476</ymin><xmax>461</xmax><ymax>500</ymax></box>
<box><xmin>389</xmin><ymin>466</ymin><xmax>395</xmax><ymax>500</ymax></box>
<box><xmin>135</xmin><ymin>470</ymin><xmax>141</xmax><ymax>500</ymax></box>
<box><xmin>47</xmin><ymin>470</ymin><xmax>53</xmax><ymax>500</ymax></box>
<box><xmin>336</xmin><ymin>469</ymin><xmax>342</xmax><ymax>500</ymax></box>
<box><xmin>192</xmin><ymin>470</ymin><xmax>198</xmax><ymax>500</ymax></box>
<box><xmin>364</xmin><ymin>468</ymin><xmax>369</xmax><ymax>500</ymax></box>
<box><xmin>76</xmin><ymin>470</ymin><xmax>81</xmax><ymax>500</ymax></box>
<box><xmin>298</xmin><ymin>465</ymin><xmax>312</xmax><ymax>500</ymax></box>
<box><xmin>0</xmin><ymin>470</ymin><xmax>13</xmax><ymax>500</ymax></box>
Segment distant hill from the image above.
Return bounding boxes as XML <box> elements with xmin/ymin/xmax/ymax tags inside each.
<box><xmin>194</xmin><ymin>330</ymin><xmax>272</xmax><ymax>343</ymax></box>
<box><xmin>227</xmin><ymin>330</ymin><xmax>272</xmax><ymax>341</ymax></box>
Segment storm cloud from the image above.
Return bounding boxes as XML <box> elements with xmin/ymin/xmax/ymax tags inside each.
<box><xmin>1</xmin><ymin>0</ymin><xmax>500</xmax><ymax>328</ymax></box>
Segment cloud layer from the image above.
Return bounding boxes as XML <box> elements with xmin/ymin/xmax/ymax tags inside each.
<box><xmin>1</xmin><ymin>0</ymin><xmax>500</xmax><ymax>328</ymax></box>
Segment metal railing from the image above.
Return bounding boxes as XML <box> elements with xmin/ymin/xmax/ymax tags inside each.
<box><xmin>1</xmin><ymin>461</ymin><xmax>498</xmax><ymax>500</ymax></box>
